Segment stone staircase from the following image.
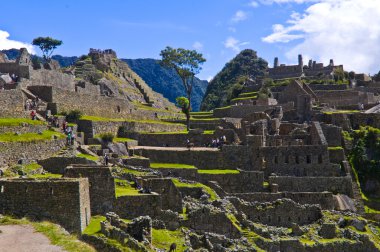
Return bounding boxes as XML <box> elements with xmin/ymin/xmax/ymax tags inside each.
<box><xmin>21</xmin><ymin>88</ymin><xmax>48</xmax><ymax>121</ymax></box>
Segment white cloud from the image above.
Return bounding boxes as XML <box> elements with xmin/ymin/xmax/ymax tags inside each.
<box><xmin>0</xmin><ymin>30</ymin><xmax>35</xmax><ymax>53</ymax></box>
<box><xmin>192</xmin><ymin>41</ymin><xmax>203</xmax><ymax>51</ymax></box>
<box><xmin>248</xmin><ymin>1</ymin><xmax>259</xmax><ymax>7</ymax></box>
<box><xmin>262</xmin><ymin>0</ymin><xmax>380</xmax><ymax>74</ymax></box>
<box><xmin>223</xmin><ymin>37</ymin><xmax>250</xmax><ymax>52</ymax></box>
<box><xmin>231</xmin><ymin>10</ymin><xmax>248</xmax><ymax>23</ymax></box>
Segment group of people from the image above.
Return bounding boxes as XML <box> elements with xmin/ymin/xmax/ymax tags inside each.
<box><xmin>25</xmin><ymin>96</ymin><xmax>40</xmax><ymax>111</ymax></box>
<box><xmin>209</xmin><ymin>135</ymin><xmax>227</xmax><ymax>148</ymax></box>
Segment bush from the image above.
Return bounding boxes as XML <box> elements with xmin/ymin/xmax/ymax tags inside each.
<box><xmin>65</xmin><ymin>110</ymin><xmax>82</xmax><ymax>122</ymax></box>
<box><xmin>99</xmin><ymin>132</ymin><xmax>114</xmax><ymax>143</ymax></box>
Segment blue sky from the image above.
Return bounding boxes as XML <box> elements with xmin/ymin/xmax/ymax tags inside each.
<box><xmin>1</xmin><ymin>0</ymin><xmax>380</xmax><ymax>80</ymax></box>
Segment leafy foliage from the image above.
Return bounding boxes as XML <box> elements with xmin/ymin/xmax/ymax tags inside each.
<box><xmin>65</xmin><ymin>110</ymin><xmax>82</xmax><ymax>122</ymax></box>
<box><xmin>201</xmin><ymin>49</ymin><xmax>268</xmax><ymax>111</ymax></box>
<box><xmin>176</xmin><ymin>96</ymin><xmax>191</xmax><ymax>130</ymax></box>
<box><xmin>32</xmin><ymin>36</ymin><xmax>62</xmax><ymax>61</ymax></box>
<box><xmin>349</xmin><ymin>127</ymin><xmax>380</xmax><ymax>196</ymax></box>
<box><xmin>160</xmin><ymin>47</ymin><xmax>206</xmax><ymax>110</ymax></box>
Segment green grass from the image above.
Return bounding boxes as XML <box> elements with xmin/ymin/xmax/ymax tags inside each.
<box><xmin>238</xmin><ymin>91</ymin><xmax>258</xmax><ymax>98</ymax></box>
<box><xmin>82</xmin><ymin>216</ymin><xmax>106</xmax><ymax>235</ymax></box>
<box><xmin>114</xmin><ymin>137</ymin><xmax>135</xmax><ymax>142</ymax></box>
<box><xmin>28</xmin><ymin>173</ymin><xmax>62</xmax><ymax>179</ymax></box>
<box><xmin>230</xmin><ymin>95</ymin><xmax>258</xmax><ymax>102</ymax></box>
<box><xmin>115</xmin><ymin>178</ymin><xmax>142</xmax><ymax>197</ymax></box>
<box><xmin>197</xmin><ymin>169</ymin><xmax>239</xmax><ymax>174</ymax></box>
<box><xmin>76</xmin><ymin>153</ymin><xmax>98</xmax><ymax>161</ymax></box>
<box><xmin>190</xmin><ymin>111</ymin><xmax>213</xmax><ymax>115</ymax></box>
<box><xmin>323</xmin><ymin>110</ymin><xmax>360</xmax><ymax>115</ymax></box>
<box><xmin>0</xmin><ymin>130</ymin><xmax>65</xmax><ymax>143</ymax></box>
<box><xmin>152</xmin><ymin>229</ymin><xmax>187</xmax><ymax>251</ymax></box>
<box><xmin>365</xmin><ymin>205</ymin><xmax>380</xmax><ymax>214</ymax></box>
<box><xmin>0</xmin><ymin>216</ymin><xmax>95</xmax><ymax>252</ymax></box>
<box><xmin>150</xmin><ymin>163</ymin><xmax>196</xmax><ymax>169</ymax></box>
<box><xmin>172</xmin><ymin>179</ymin><xmax>218</xmax><ymax>201</ymax></box>
<box><xmin>0</xmin><ymin>118</ymin><xmax>45</xmax><ymax>126</ymax></box>
<box><xmin>328</xmin><ymin>146</ymin><xmax>344</xmax><ymax>151</ymax></box>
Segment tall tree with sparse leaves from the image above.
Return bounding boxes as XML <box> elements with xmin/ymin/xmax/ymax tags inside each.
<box><xmin>32</xmin><ymin>37</ymin><xmax>62</xmax><ymax>62</ymax></box>
<box><xmin>176</xmin><ymin>96</ymin><xmax>191</xmax><ymax>130</ymax></box>
<box><xmin>160</xmin><ymin>47</ymin><xmax>206</xmax><ymax>111</ymax></box>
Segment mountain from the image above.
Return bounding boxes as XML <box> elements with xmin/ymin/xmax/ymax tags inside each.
<box><xmin>200</xmin><ymin>49</ymin><xmax>268</xmax><ymax>111</ymax></box>
<box><xmin>122</xmin><ymin>58</ymin><xmax>208</xmax><ymax>111</ymax></box>
<box><xmin>1</xmin><ymin>49</ymin><xmax>77</xmax><ymax>67</ymax></box>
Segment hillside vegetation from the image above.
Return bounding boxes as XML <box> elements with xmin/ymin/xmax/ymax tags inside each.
<box><xmin>123</xmin><ymin>58</ymin><xmax>208</xmax><ymax>111</ymax></box>
<box><xmin>201</xmin><ymin>49</ymin><xmax>267</xmax><ymax>111</ymax></box>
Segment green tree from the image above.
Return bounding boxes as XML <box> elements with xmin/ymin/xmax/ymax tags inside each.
<box><xmin>32</xmin><ymin>37</ymin><xmax>62</xmax><ymax>62</ymax></box>
<box><xmin>176</xmin><ymin>96</ymin><xmax>191</xmax><ymax>130</ymax></box>
<box><xmin>160</xmin><ymin>47</ymin><xmax>206</xmax><ymax>111</ymax></box>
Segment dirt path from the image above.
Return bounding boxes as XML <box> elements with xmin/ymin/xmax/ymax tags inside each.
<box><xmin>0</xmin><ymin>225</ymin><xmax>64</xmax><ymax>252</ymax></box>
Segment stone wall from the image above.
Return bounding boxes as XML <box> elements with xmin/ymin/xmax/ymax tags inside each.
<box><xmin>315</xmin><ymin>90</ymin><xmax>376</xmax><ymax>106</ymax></box>
<box><xmin>187</xmin><ymin>205</ymin><xmax>241</xmax><ymax>238</ymax></box>
<box><xmin>140</xmin><ymin>178</ymin><xmax>182</xmax><ymax>212</ymax></box>
<box><xmin>213</xmin><ymin>103</ymin><xmax>294</xmax><ymax>118</ymax></box>
<box><xmin>309</xmin><ymin>84</ymin><xmax>348</xmax><ymax>91</ymax></box>
<box><xmin>27</xmin><ymin>69</ymin><xmax>75</xmax><ymax>90</ymax></box>
<box><xmin>0</xmin><ymin>139</ymin><xmax>66</xmax><ymax>164</ymax></box>
<box><xmin>230</xmin><ymin>198</ymin><xmax>322</xmax><ymax>227</ymax></box>
<box><xmin>137</xmin><ymin>130</ymin><xmax>235</xmax><ymax>147</ymax></box>
<box><xmin>321</xmin><ymin>123</ymin><xmax>342</xmax><ymax>147</ymax></box>
<box><xmin>259</xmin><ymin>145</ymin><xmax>341</xmax><ymax>177</ymax></box>
<box><xmin>198</xmin><ymin>171</ymin><xmax>264</xmax><ymax>193</ymax></box>
<box><xmin>0</xmin><ymin>124</ymin><xmax>46</xmax><ymax>134</ymax></box>
<box><xmin>136</xmin><ymin>148</ymin><xmax>225</xmax><ymax>169</ymax></box>
<box><xmin>78</xmin><ymin>120</ymin><xmax>186</xmax><ymax>141</ymax></box>
<box><xmin>38</xmin><ymin>156</ymin><xmax>97</xmax><ymax>174</ymax></box>
<box><xmin>229</xmin><ymin>192</ymin><xmax>334</xmax><ymax>210</ymax></box>
<box><xmin>269</xmin><ymin>175</ymin><xmax>353</xmax><ymax>196</ymax></box>
<box><xmin>0</xmin><ymin>89</ymin><xmax>25</xmax><ymax>118</ymax></box>
<box><xmin>113</xmin><ymin>194</ymin><xmax>162</xmax><ymax>219</ymax></box>
<box><xmin>64</xmin><ymin>165</ymin><xmax>115</xmax><ymax>214</ymax></box>
<box><xmin>0</xmin><ymin>178</ymin><xmax>90</xmax><ymax>233</ymax></box>
<box><xmin>0</xmin><ymin>63</ymin><xmax>31</xmax><ymax>78</ymax></box>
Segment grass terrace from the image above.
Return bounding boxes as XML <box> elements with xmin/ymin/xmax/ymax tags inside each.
<box><xmin>327</xmin><ymin>146</ymin><xmax>344</xmax><ymax>151</ymax></box>
<box><xmin>152</xmin><ymin>228</ymin><xmax>187</xmax><ymax>251</ymax></box>
<box><xmin>0</xmin><ymin>118</ymin><xmax>45</xmax><ymax>126</ymax></box>
<box><xmin>197</xmin><ymin>169</ymin><xmax>240</xmax><ymax>174</ymax></box>
<box><xmin>0</xmin><ymin>130</ymin><xmax>65</xmax><ymax>143</ymax></box>
<box><xmin>114</xmin><ymin>178</ymin><xmax>144</xmax><ymax>197</ymax></box>
<box><xmin>150</xmin><ymin>163</ymin><xmax>196</xmax><ymax>169</ymax></box>
<box><xmin>230</xmin><ymin>96</ymin><xmax>258</xmax><ymax>103</ymax></box>
<box><xmin>323</xmin><ymin>110</ymin><xmax>360</xmax><ymax>115</ymax></box>
<box><xmin>76</xmin><ymin>153</ymin><xmax>99</xmax><ymax>161</ymax></box>
<box><xmin>142</xmin><ymin>130</ymin><xmax>214</xmax><ymax>135</ymax></box>
<box><xmin>172</xmin><ymin>178</ymin><xmax>218</xmax><ymax>201</ymax></box>
<box><xmin>238</xmin><ymin>91</ymin><xmax>258</xmax><ymax>98</ymax></box>
<box><xmin>82</xmin><ymin>215</ymin><xmax>106</xmax><ymax>236</ymax></box>
<box><xmin>28</xmin><ymin>173</ymin><xmax>62</xmax><ymax>179</ymax></box>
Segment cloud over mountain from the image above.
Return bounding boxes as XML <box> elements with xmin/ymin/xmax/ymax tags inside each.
<box><xmin>262</xmin><ymin>0</ymin><xmax>380</xmax><ymax>73</ymax></box>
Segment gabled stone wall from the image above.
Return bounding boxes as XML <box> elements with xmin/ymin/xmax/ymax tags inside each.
<box><xmin>0</xmin><ymin>178</ymin><xmax>91</xmax><ymax>233</ymax></box>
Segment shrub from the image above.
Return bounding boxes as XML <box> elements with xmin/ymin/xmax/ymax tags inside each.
<box><xmin>65</xmin><ymin>110</ymin><xmax>82</xmax><ymax>122</ymax></box>
<box><xmin>99</xmin><ymin>132</ymin><xmax>114</xmax><ymax>143</ymax></box>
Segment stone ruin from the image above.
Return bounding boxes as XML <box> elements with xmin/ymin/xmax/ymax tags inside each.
<box><xmin>0</xmin><ymin>48</ymin><xmax>379</xmax><ymax>251</ymax></box>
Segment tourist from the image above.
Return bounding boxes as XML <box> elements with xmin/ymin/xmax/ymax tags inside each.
<box><xmin>66</xmin><ymin>132</ymin><xmax>72</xmax><ymax>145</ymax></box>
<box><xmin>104</xmin><ymin>154</ymin><xmax>109</xmax><ymax>165</ymax></box>
<box><xmin>62</xmin><ymin>121</ymin><xmax>67</xmax><ymax>132</ymax></box>
<box><xmin>71</xmin><ymin>132</ymin><xmax>76</xmax><ymax>145</ymax></box>
<box><xmin>30</xmin><ymin>110</ymin><xmax>36</xmax><ymax>120</ymax></box>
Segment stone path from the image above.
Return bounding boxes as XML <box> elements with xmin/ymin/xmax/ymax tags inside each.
<box><xmin>0</xmin><ymin>225</ymin><xmax>64</xmax><ymax>252</ymax></box>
